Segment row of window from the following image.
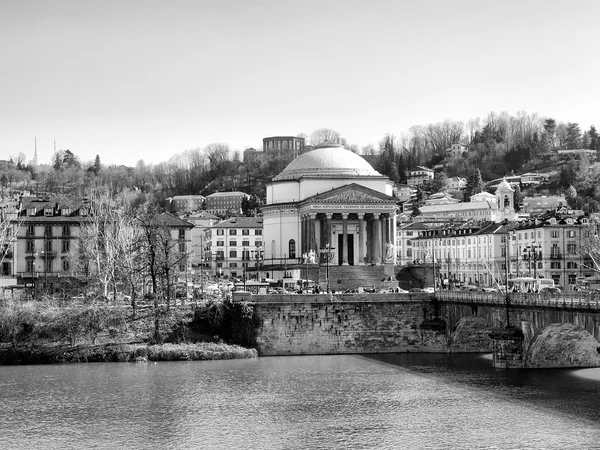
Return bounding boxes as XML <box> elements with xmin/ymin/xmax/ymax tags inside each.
<box><xmin>214</xmin><ymin>229</ymin><xmax>262</xmax><ymax>236</ymax></box>
<box><xmin>26</xmin><ymin>240</ymin><xmax>71</xmax><ymax>253</ymax></box>
<box><xmin>26</xmin><ymin>225</ymin><xmax>71</xmax><ymax>237</ymax></box>
<box><xmin>216</xmin><ymin>240</ymin><xmax>262</xmax><ymax>247</ymax></box>
<box><xmin>26</xmin><ymin>259</ymin><xmax>69</xmax><ymax>272</ymax></box>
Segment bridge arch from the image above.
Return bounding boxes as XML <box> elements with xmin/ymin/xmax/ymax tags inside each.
<box><xmin>526</xmin><ymin>323</ymin><xmax>600</xmax><ymax>368</ymax></box>
<box><xmin>448</xmin><ymin>315</ymin><xmax>492</xmax><ymax>353</ymax></box>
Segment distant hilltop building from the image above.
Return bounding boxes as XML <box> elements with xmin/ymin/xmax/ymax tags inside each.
<box><xmin>445</xmin><ymin>143</ymin><xmax>468</xmax><ymax>158</ymax></box>
<box><xmin>418</xmin><ymin>179</ymin><xmax>517</xmax><ymax>223</ymax></box>
<box><xmin>407</xmin><ymin>166</ymin><xmax>434</xmax><ymax>187</ymax></box>
<box><xmin>263</xmin><ymin>136</ymin><xmax>305</xmax><ymax>159</ymax></box>
<box><xmin>522</xmin><ymin>195</ymin><xmax>568</xmax><ymax>215</ymax></box>
<box><xmin>165</xmin><ymin>195</ymin><xmax>205</xmax><ymax>214</ymax></box>
<box><xmin>205</xmin><ymin>191</ymin><xmax>249</xmax><ymax>216</ymax></box>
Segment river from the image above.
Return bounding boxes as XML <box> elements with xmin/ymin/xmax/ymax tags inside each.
<box><xmin>1</xmin><ymin>353</ymin><xmax>600</xmax><ymax>449</ymax></box>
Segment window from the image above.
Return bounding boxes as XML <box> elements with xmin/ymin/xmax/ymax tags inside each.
<box><xmin>551</xmin><ymin>274</ymin><xmax>561</xmax><ymax>285</ymax></box>
<box><xmin>229</xmin><ymin>262</ymin><xmax>237</xmax><ymax>268</ymax></box>
<box><xmin>179</xmin><ymin>242</ymin><xmax>185</xmax><ymax>253</ymax></box>
<box><xmin>229</xmin><ymin>240</ymin><xmax>237</xmax><ymax>247</ymax></box>
<box><xmin>567</xmin><ymin>261</ymin><xmax>578</xmax><ymax>269</ymax></box>
<box><xmin>26</xmin><ymin>225</ymin><xmax>34</xmax><ymax>236</ymax></box>
<box><xmin>217</xmin><ymin>241</ymin><xmax>224</xmax><ymax>247</ymax></box>
<box><xmin>26</xmin><ymin>240</ymin><xmax>34</xmax><ymax>253</ymax></box>
<box><xmin>568</xmin><ymin>274</ymin><xmax>576</xmax><ymax>285</ymax></box>
<box><xmin>551</xmin><ymin>230</ymin><xmax>559</xmax><ymax>238</ymax></box>
<box><xmin>62</xmin><ymin>260</ymin><xmax>69</xmax><ymax>271</ymax></box>
<box><xmin>551</xmin><ymin>262</ymin><xmax>561</xmax><ymax>269</ymax></box>
<box><xmin>44</xmin><ymin>225</ymin><xmax>52</xmax><ymax>237</ymax></box>
<box><xmin>45</xmin><ymin>240</ymin><xmax>52</xmax><ymax>252</ymax></box>
<box><xmin>407</xmin><ymin>249</ymin><xmax>412</xmax><ymax>257</ymax></box>
<box><xmin>289</xmin><ymin>239</ymin><xmax>296</xmax><ymax>259</ymax></box>
<box><xmin>241</xmin><ymin>240</ymin><xmax>250</xmax><ymax>247</ymax></box>
<box><xmin>216</xmin><ymin>250</ymin><xmax>224</xmax><ymax>260</ymax></box>
<box><xmin>26</xmin><ymin>260</ymin><xmax>34</xmax><ymax>273</ymax></box>
<box><xmin>62</xmin><ymin>225</ymin><xmax>71</xmax><ymax>236</ymax></box>
<box><xmin>229</xmin><ymin>229</ymin><xmax>237</xmax><ymax>235</ymax></box>
<box><xmin>255</xmin><ymin>240</ymin><xmax>262</xmax><ymax>247</ymax></box>
<box><xmin>567</xmin><ymin>230</ymin><xmax>576</xmax><ymax>238</ymax></box>
<box><xmin>45</xmin><ymin>259</ymin><xmax>53</xmax><ymax>273</ymax></box>
<box><xmin>255</xmin><ymin>230</ymin><xmax>262</xmax><ymax>235</ymax></box>
<box><xmin>230</xmin><ymin>250</ymin><xmax>237</xmax><ymax>258</ymax></box>
<box><xmin>178</xmin><ymin>228</ymin><xmax>185</xmax><ymax>240</ymax></box>
<box><xmin>62</xmin><ymin>240</ymin><xmax>70</xmax><ymax>253</ymax></box>
<box><xmin>242</xmin><ymin>229</ymin><xmax>250</xmax><ymax>235</ymax></box>
<box><xmin>567</xmin><ymin>243</ymin><xmax>577</xmax><ymax>254</ymax></box>
<box><xmin>217</xmin><ymin>229</ymin><xmax>224</xmax><ymax>236</ymax></box>
<box><xmin>406</xmin><ymin>231</ymin><xmax>413</xmax><ymax>236</ymax></box>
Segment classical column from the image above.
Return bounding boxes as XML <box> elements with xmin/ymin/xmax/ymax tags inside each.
<box><xmin>342</xmin><ymin>213</ymin><xmax>349</xmax><ymax>265</ymax></box>
<box><xmin>373</xmin><ymin>213</ymin><xmax>381</xmax><ymax>264</ymax></box>
<box><xmin>310</xmin><ymin>213</ymin><xmax>318</xmax><ymax>254</ymax></box>
<box><xmin>358</xmin><ymin>213</ymin><xmax>365</xmax><ymax>265</ymax></box>
<box><xmin>300</xmin><ymin>215</ymin><xmax>306</xmax><ymax>254</ymax></box>
<box><xmin>391</xmin><ymin>211</ymin><xmax>397</xmax><ymax>262</ymax></box>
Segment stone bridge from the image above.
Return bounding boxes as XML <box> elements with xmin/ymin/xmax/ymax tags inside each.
<box><xmin>245</xmin><ymin>291</ymin><xmax>600</xmax><ymax>369</ymax></box>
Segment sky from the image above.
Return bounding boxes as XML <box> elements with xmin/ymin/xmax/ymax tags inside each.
<box><xmin>1</xmin><ymin>0</ymin><xmax>599</xmax><ymax>167</ymax></box>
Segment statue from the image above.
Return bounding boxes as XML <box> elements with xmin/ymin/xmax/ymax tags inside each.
<box><xmin>308</xmin><ymin>249</ymin><xmax>316</xmax><ymax>264</ymax></box>
<box><xmin>385</xmin><ymin>241</ymin><xmax>395</xmax><ymax>261</ymax></box>
<box><xmin>302</xmin><ymin>253</ymin><xmax>308</xmax><ymax>264</ymax></box>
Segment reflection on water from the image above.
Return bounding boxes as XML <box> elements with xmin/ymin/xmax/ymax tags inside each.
<box><xmin>1</xmin><ymin>354</ymin><xmax>600</xmax><ymax>450</ymax></box>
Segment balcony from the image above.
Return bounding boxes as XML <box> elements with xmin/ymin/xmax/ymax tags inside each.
<box><xmin>550</xmin><ymin>252</ymin><xmax>562</xmax><ymax>259</ymax></box>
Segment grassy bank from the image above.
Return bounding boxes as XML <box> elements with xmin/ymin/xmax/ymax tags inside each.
<box><xmin>0</xmin><ymin>342</ymin><xmax>257</xmax><ymax>365</ymax></box>
<box><xmin>0</xmin><ymin>297</ymin><xmax>260</xmax><ymax>365</ymax></box>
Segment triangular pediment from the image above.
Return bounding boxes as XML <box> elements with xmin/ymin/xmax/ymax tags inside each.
<box><xmin>304</xmin><ymin>183</ymin><xmax>395</xmax><ymax>204</ymax></box>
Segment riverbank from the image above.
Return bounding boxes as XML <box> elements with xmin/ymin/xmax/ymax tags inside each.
<box><xmin>0</xmin><ymin>297</ymin><xmax>260</xmax><ymax>365</ymax></box>
<box><xmin>0</xmin><ymin>341</ymin><xmax>257</xmax><ymax>365</ymax></box>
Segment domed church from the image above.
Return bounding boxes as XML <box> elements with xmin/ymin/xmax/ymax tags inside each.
<box><xmin>261</xmin><ymin>143</ymin><xmax>398</xmax><ymax>290</ymax></box>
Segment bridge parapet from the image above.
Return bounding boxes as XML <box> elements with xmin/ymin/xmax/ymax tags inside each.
<box><xmin>437</xmin><ymin>291</ymin><xmax>600</xmax><ymax>310</ymax></box>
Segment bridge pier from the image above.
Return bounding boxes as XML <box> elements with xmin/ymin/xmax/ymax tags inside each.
<box><xmin>489</xmin><ymin>327</ymin><xmax>524</xmax><ymax>369</ymax></box>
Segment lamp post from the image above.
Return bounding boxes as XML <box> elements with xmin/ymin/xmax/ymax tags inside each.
<box><xmin>504</xmin><ymin>231</ymin><xmax>515</xmax><ymax>328</ymax></box>
<box><xmin>255</xmin><ymin>242</ymin><xmax>263</xmax><ymax>283</ymax></box>
<box><xmin>320</xmin><ymin>243</ymin><xmax>335</xmax><ymax>293</ymax></box>
<box><xmin>522</xmin><ymin>244</ymin><xmax>540</xmax><ymax>279</ymax></box>
<box><xmin>243</xmin><ymin>246</ymin><xmax>247</xmax><ymax>291</ymax></box>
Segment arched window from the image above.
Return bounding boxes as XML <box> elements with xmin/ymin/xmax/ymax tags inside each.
<box><xmin>271</xmin><ymin>240</ymin><xmax>277</xmax><ymax>258</ymax></box>
<box><xmin>289</xmin><ymin>239</ymin><xmax>296</xmax><ymax>259</ymax></box>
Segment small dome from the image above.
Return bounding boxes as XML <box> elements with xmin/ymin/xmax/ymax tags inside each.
<box><xmin>496</xmin><ymin>178</ymin><xmax>515</xmax><ymax>192</ymax></box>
<box><xmin>273</xmin><ymin>145</ymin><xmax>382</xmax><ymax>181</ymax></box>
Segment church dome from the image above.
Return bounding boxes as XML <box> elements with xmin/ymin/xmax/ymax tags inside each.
<box><xmin>273</xmin><ymin>144</ymin><xmax>382</xmax><ymax>181</ymax></box>
<box><xmin>496</xmin><ymin>178</ymin><xmax>514</xmax><ymax>192</ymax></box>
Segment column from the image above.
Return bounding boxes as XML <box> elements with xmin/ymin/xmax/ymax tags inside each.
<box><xmin>391</xmin><ymin>212</ymin><xmax>397</xmax><ymax>263</ymax></box>
<box><xmin>310</xmin><ymin>213</ymin><xmax>318</xmax><ymax>254</ymax></box>
<box><xmin>373</xmin><ymin>213</ymin><xmax>382</xmax><ymax>264</ymax></box>
<box><xmin>342</xmin><ymin>213</ymin><xmax>349</xmax><ymax>265</ymax></box>
<box><xmin>358</xmin><ymin>213</ymin><xmax>365</xmax><ymax>265</ymax></box>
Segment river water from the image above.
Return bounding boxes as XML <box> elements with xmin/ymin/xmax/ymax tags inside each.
<box><xmin>1</xmin><ymin>353</ymin><xmax>600</xmax><ymax>450</ymax></box>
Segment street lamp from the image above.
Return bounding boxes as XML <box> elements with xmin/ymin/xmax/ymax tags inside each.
<box><xmin>243</xmin><ymin>246</ymin><xmax>247</xmax><ymax>291</ymax></box>
<box><xmin>319</xmin><ymin>243</ymin><xmax>335</xmax><ymax>293</ymax></box>
<box><xmin>522</xmin><ymin>244</ymin><xmax>540</xmax><ymax>278</ymax></box>
<box><xmin>254</xmin><ymin>243</ymin><xmax>263</xmax><ymax>282</ymax></box>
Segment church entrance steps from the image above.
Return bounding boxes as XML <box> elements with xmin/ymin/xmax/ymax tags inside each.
<box><xmin>317</xmin><ymin>265</ymin><xmax>392</xmax><ymax>291</ymax></box>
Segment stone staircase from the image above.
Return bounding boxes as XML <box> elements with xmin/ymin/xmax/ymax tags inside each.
<box><xmin>316</xmin><ymin>264</ymin><xmax>395</xmax><ymax>292</ymax></box>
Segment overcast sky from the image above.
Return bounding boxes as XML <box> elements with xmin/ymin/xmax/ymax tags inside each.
<box><xmin>1</xmin><ymin>0</ymin><xmax>598</xmax><ymax>167</ymax></box>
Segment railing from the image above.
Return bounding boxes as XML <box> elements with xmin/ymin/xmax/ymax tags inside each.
<box><xmin>436</xmin><ymin>290</ymin><xmax>600</xmax><ymax>310</ymax></box>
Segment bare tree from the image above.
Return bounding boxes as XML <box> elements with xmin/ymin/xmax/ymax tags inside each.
<box><xmin>308</xmin><ymin>128</ymin><xmax>341</xmax><ymax>146</ymax></box>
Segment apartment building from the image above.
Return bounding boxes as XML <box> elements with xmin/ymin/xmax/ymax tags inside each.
<box><xmin>205</xmin><ymin>216</ymin><xmax>264</xmax><ymax>280</ymax></box>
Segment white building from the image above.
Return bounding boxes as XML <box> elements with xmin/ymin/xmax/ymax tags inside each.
<box><xmin>262</xmin><ymin>143</ymin><xmax>397</xmax><ymax>283</ymax></box>
<box><xmin>445</xmin><ymin>143</ymin><xmax>468</xmax><ymax>158</ymax></box>
<box><xmin>407</xmin><ymin>166</ymin><xmax>434</xmax><ymax>187</ymax></box>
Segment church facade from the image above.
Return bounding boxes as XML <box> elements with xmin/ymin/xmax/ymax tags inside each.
<box><xmin>261</xmin><ymin>144</ymin><xmax>397</xmax><ymax>276</ymax></box>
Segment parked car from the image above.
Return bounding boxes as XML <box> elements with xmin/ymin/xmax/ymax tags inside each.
<box><xmin>481</xmin><ymin>287</ymin><xmax>498</xmax><ymax>293</ymax></box>
<box><xmin>397</xmin><ymin>288</ymin><xmax>409</xmax><ymax>294</ymax></box>
<box><xmin>422</xmin><ymin>287</ymin><xmax>435</xmax><ymax>293</ymax></box>
<box><xmin>409</xmin><ymin>288</ymin><xmax>424</xmax><ymax>293</ymax></box>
